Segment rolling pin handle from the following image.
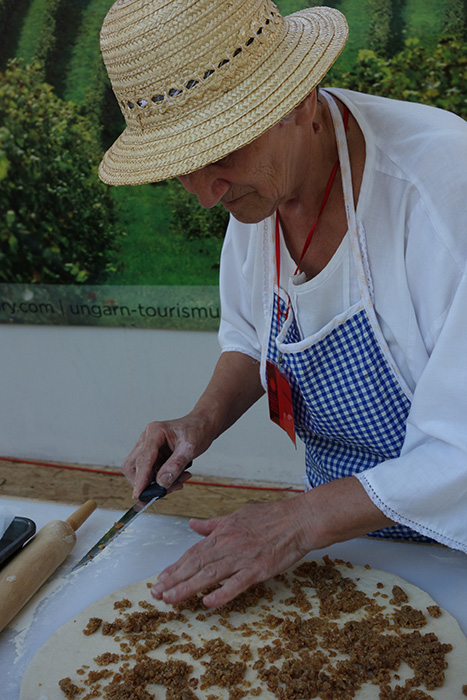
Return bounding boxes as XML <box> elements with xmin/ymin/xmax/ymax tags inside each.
<box><xmin>66</xmin><ymin>500</ymin><xmax>97</xmax><ymax>532</ymax></box>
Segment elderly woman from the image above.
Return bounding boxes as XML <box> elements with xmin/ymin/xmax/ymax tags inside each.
<box><xmin>99</xmin><ymin>0</ymin><xmax>467</xmax><ymax>607</ymax></box>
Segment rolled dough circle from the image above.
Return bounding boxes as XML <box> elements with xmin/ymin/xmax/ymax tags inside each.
<box><xmin>20</xmin><ymin>558</ymin><xmax>467</xmax><ymax>700</ymax></box>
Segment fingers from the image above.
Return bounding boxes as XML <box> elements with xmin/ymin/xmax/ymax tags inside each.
<box><xmin>163</xmin><ymin>469</ymin><xmax>192</xmax><ymax>495</ymax></box>
<box><xmin>202</xmin><ymin>570</ymin><xmax>259</xmax><ymax>607</ymax></box>
<box><xmin>151</xmin><ymin>538</ymin><xmax>262</xmax><ymax>608</ymax></box>
<box><xmin>188</xmin><ymin>517</ymin><xmax>219</xmax><ymax>536</ymax></box>
<box><xmin>152</xmin><ymin>555</ymin><xmax>226</xmax><ymax>606</ymax></box>
<box><xmin>121</xmin><ymin>421</ymin><xmax>195</xmax><ymax>499</ymax></box>
<box><xmin>155</xmin><ymin>442</ymin><xmax>194</xmax><ymax>489</ymax></box>
<box><xmin>151</xmin><ymin>499</ymin><xmax>310</xmax><ymax>608</ymax></box>
<box><xmin>153</xmin><ymin>561</ymin><xmax>260</xmax><ymax>609</ymax></box>
<box><xmin>121</xmin><ymin>426</ymin><xmax>165</xmax><ymax>498</ymax></box>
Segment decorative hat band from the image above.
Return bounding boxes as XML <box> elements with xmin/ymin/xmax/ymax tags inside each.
<box><xmin>101</xmin><ymin>0</ymin><xmax>285</xmax><ymax>130</ymax></box>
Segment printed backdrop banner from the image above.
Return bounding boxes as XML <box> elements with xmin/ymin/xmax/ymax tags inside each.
<box><xmin>0</xmin><ymin>284</ymin><xmax>220</xmax><ymax>331</ymax></box>
<box><xmin>1</xmin><ymin>0</ymin><xmax>466</xmax><ymax>330</ymax></box>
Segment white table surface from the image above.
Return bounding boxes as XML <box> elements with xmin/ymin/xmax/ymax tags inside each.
<box><xmin>1</xmin><ymin>497</ymin><xmax>467</xmax><ymax>700</ymax></box>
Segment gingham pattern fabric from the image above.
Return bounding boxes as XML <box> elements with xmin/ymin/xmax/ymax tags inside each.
<box><xmin>267</xmin><ymin>294</ymin><xmax>433</xmax><ymax>543</ymax></box>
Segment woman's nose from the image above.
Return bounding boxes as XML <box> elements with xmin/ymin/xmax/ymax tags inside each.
<box><xmin>178</xmin><ymin>168</ymin><xmax>230</xmax><ymax>209</ymax></box>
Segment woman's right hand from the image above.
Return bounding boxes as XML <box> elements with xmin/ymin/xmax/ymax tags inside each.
<box><xmin>122</xmin><ymin>351</ymin><xmax>265</xmax><ymax>500</ymax></box>
<box><xmin>121</xmin><ymin>414</ymin><xmax>212</xmax><ymax>500</ymax></box>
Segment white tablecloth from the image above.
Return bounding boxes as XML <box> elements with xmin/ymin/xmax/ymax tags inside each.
<box><xmin>1</xmin><ymin>497</ymin><xmax>467</xmax><ymax>700</ymax></box>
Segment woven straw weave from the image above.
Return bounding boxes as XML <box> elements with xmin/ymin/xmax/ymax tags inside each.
<box><xmin>98</xmin><ymin>0</ymin><xmax>348</xmax><ymax>185</ymax></box>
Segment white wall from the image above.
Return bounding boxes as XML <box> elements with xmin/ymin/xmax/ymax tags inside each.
<box><xmin>1</xmin><ymin>325</ymin><xmax>304</xmax><ymax>486</ymax></box>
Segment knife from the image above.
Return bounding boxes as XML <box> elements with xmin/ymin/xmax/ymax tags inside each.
<box><xmin>71</xmin><ymin>463</ymin><xmax>191</xmax><ymax>572</ymax></box>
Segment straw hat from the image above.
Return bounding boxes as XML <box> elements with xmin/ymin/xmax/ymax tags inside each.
<box><xmin>98</xmin><ymin>0</ymin><xmax>348</xmax><ymax>186</ymax></box>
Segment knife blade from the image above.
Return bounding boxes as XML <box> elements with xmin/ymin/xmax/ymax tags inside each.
<box><xmin>71</xmin><ymin>464</ymin><xmax>191</xmax><ymax>572</ymax></box>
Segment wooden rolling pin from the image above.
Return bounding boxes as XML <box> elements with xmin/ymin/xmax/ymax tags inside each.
<box><xmin>0</xmin><ymin>500</ymin><xmax>96</xmax><ymax>633</ymax></box>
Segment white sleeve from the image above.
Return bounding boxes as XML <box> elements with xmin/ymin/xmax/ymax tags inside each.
<box><xmin>217</xmin><ymin>217</ymin><xmax>263</xmax><ymax>362</ymax></box>
<box><xmin>358</xmin><ymin>216</ymin><xmax>467</xmax><ymax>553</ymax></box>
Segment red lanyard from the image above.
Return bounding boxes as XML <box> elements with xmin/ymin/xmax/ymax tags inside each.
<box><xmin>274</xmin><ymin>105</ymin><xmax>349</xmax><ymax>333</ymax></box>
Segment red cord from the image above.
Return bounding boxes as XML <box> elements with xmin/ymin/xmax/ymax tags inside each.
<box><xmin>1</xmin><ymin>456</ymin><xmax>303</xmax><ymax>493</ymax></box>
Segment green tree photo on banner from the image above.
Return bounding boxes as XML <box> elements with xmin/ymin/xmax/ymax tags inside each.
<box><xmin>1</xmin><ymin>0</ymin><xmax>466</xmax><ymax>329</ymax></box>
<box><xmin>0</xmin><ymin>61</ymin><xmax>120</xmax><ymax>286</ymax></box>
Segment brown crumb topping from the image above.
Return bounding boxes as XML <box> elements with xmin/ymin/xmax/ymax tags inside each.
<box><xmin>58</xmin><ymin>559</ymin><xmax>462</xmax><ymax>700</ymax></box>
<box><xmin>83</xmin><ymin>618</ymin><xmax>102</xmax><ymax>636</ymax></box>
<box><xmin>427</xmin><ymin>605</ymin><xmax>442</xmax><ymax>618</ymax></box>
<box><xmin>392</xmin><ymin>605</ymin><xmax>428</xmax><ymax>630</ymax></box>
<box><xmin>390</xmin><ymin>585</ymin><xmax>409</xmax><ymax>605</ymax></box>
<box><xmin>94</xmin><ymin>653</ymin><xmax>119</xmax><ymax>666</ymax></box>
<box><xmin>200</xmin><ymin>658</ymin><xmax>246</xmax><ymax>689</ymax></box>
<box><xmin>58</xmin><ymin>677</ymin><xmax>83</xmax><ymax>698</ymax></box>
<box><xmin>86</xmin><ymin>669</ymin><xmax>113</xmax><ymax>684</ymax></box>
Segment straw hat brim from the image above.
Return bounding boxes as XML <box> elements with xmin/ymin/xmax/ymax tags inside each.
<box><xmin>98</xmin><ymin>6</ymin><xmax>348</xmax><ymax>186</ymax></box>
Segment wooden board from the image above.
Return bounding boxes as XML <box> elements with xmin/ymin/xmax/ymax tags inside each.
<box><xmin>0</xmin><ymin>459</ymin><xmax>298</xmax><ymax>519</ymax></box>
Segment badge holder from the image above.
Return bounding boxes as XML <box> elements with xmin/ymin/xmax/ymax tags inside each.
<box><xmin>266</xmin><ymin>359</ymin><xmax>296</xmax><ymax>446</ymax></box>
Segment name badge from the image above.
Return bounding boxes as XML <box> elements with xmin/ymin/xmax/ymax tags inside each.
<box><xmin>266</xmin><ymin>360</ymin><xmax>296</xmax><ymax>446</ymax></box>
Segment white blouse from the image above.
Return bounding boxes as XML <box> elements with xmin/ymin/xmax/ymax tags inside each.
<box><xmin>218</xmin><ymin>88</ymin><xmax>467</xmax><ymax>553</ymax></box>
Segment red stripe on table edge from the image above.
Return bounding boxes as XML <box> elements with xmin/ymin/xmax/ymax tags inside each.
<box><xmin>0</xmin><ymin>457</ymin><xmax>304</xmax><ymax>493</ymax></box>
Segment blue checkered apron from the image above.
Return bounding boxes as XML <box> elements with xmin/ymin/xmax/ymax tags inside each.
<box><xmin>266</xmin><ymin>92</ymin><xmax>432</xmax><ymax>543</ymax></box>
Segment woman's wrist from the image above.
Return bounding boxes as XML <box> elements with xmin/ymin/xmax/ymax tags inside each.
<box><xmin>297</xmin><ymin>476</ymin><xmax>396</xmax><ymax>551</ymax></box>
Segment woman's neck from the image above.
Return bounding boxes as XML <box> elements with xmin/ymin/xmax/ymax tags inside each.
<box><xmin>278</xmin><ymin>96</ymin><xmax>365</xmax><ymax>278</ymax></box>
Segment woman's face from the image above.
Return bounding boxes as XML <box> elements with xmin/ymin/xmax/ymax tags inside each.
<box><xmin>177</xmin><ymin>116</ymin><xmax>309</xmax><ymax>224</ymax></box>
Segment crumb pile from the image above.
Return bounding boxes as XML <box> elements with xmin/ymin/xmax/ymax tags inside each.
<box><xmin>57</xmin><ymin>557</ymin><xmax>466</xmax><ymax>700</ymax></box>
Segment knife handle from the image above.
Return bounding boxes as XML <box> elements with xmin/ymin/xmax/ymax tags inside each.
<box><xmin>139</xmin><ymin>481</ymin><xmax>167</xmax><ymax>501</ymax></box>
<box><xmin>138</xmin><ymin>461</ymin><xmax>193</xmax><ymax>502</ymax></box>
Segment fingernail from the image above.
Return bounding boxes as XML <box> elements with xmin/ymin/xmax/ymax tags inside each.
<box><xmin>157</xmin><ymin>471</ymin><xmax>173</xmax><ymax>489</ymax></box>
<box><xmin>151</xmin><ymin>584</ymin><xmax>163</xmax><ymax>598</ymax></box>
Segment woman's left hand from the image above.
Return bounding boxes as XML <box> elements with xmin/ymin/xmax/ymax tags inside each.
<box><xmin>150</xmin><ymin>476</ymin><xmax>394</xmax><ymax>607</ymax></box>
<box><xmin>151</xmin><ymin>495</ymin><xmax>312</xmax><ymax>607</ymax></box>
